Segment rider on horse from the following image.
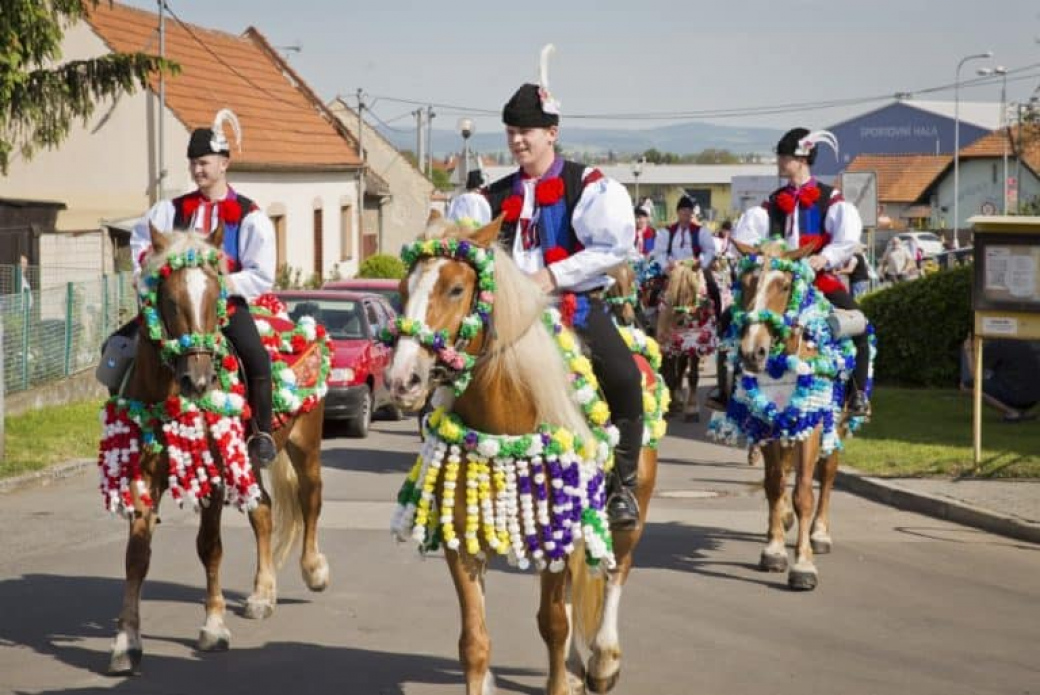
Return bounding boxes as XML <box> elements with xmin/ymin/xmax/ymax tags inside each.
<box><xmin>651</xmin><ymin>195</ymin><xmax>724</xmax><ymax>318</ymax></box>
<box><xmin>445</xmin><ymin>52</ymin><xmax>644</xmax><ymax>531</ymax></box>
<box><xmin>708</xmin><ymin>127</ymin><xmax>871</xmax><ymax>417</ymax></box>
<box><xmin>111</xmin><ymin>108</ymin><xmax>279</xmax><ymax>467</ymax></box>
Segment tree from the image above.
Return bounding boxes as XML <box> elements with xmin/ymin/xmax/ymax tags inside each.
<box><xmin>1</xmin><ymin>0</ymin><xmax>177</xmax><ymax>174</ymax></box>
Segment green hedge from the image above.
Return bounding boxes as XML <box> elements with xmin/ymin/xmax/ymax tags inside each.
<box><xmin>356</xmin><ymin>253</ymin><xmax>406</xmax><ymax>279</ymax></box>
<box><xmin>859</xmin><ymin>265</ymin><xmax>972</xmax><ymax>387</ymax></box>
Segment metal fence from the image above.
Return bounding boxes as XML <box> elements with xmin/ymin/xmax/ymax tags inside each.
<box><xmin>1</xmin><ymin>266</ymin><xmax>136</xmax><ymax>395</ymax></box>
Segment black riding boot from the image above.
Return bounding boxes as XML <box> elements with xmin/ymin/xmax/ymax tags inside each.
<box><xmin>847</xmin><ymin>333</ymin><xmax>872</xmax><ymax>417</ymax></box>
<box><xmin>246</xmin><ymin>375</ymin><xmax>277</xmax><ymax>467</ymax></box>
<box><xmin>606</xmin><ymin>417</ymin><xmax>642</xmax><ymax>531</ymax></box>
<box><xmin>706</xmin><ymin>350</ymin><xmax>730</xmax><ymax>411</ymax></box>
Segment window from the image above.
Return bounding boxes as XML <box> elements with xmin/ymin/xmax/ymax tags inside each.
<box><xmin>313</xmin><ymin>208</ymin><xmax>324</xmax><ymax>275</ymax></box>
<box><xmin>340</xmin><ymin>205</ymin><xmax>354</xmax><ymax>261</ymax></box>
<box><xmin>270</xmin><ymin>214</ymin><xmax>286</xmax><ymax>269</ymax></box>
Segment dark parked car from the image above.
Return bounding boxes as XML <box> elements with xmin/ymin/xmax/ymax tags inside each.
<box><xmin>275</xmin><ymin>290</ymin><xmax>400</xmax><ymax>437</ymax></box>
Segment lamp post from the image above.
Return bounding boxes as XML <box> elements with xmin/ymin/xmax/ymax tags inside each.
<box><xmin>457</xmin><ymin>117</ymin><xmax>474</xmax><ymax>189</ymax></box>
<box><xmin>954</xmin><ymin>50</ymin><xmax>993</xmax><ymax>246</ymax></box>
<box><xmin>978</xmin><ymin>65</ymin><xmax>1009</xmax><ymax>213</ymax></box>
<box><xmin>632</xmin><ymin>156</ymin><xmax>645</xmax><ymax>208</ymax></box>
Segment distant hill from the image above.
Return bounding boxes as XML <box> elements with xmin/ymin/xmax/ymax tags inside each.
<box><xmin>375</xmin><ymin>121</ymin><xmax>783</xmax><ymax>159</ymax></box>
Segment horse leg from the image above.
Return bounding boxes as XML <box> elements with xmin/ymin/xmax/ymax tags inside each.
<box><xmin>586</xmin><ymin>448</ymin><xmax>656</xmax><ymax>693</ymax></box>
<box><xmin>539</xmin><ymin>569</ymin><xmax>576</xmax><ymax>695</ymax></box>
<box><xmin>108</xmin><ymin>501</ymin><xmax>160</xmax><ymax>675</ymax></box>
<box><xmin>759</xmin><ymin>443</ymin><xmax>790</xmax><ymax>573</ymax></box>
<box><xmin>684</xmin><ymin>356</ymin><xmax>700</xmax><ymax>422</ymax></box>
<box><xmin>244</xmin><ymin>483</ymin><xmax>277</xmax><ymax>620</ymax></box>
<box><xmin>446</xmin><ymin>550</ymin><xmax>496</xmax><ymax>695</ymax></box>
<box><xmin>788</xmin><ymin>438</ymin><xmax>821</xmax><ymax>591</ymax></box>
<box><xmin>197</xmin><ymin>500</ymin><xmax>232</xmax><ymax>650</ymax></box>
<box><xmin>291</xmin><ymin>428</ymin><xmax>329</xmax><ymax>591</ymax></box>
<box><xmin>811</xmin><ymin>449</ymin><xmax>839</xmax><ymax>555</ymax></box>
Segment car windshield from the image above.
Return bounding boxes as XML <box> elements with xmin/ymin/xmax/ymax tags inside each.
<box><xmin>917</xmin><ymin>233</ymin><xmax>940</xmax><ymax>242</ymax></box>
<box><xmin>331</xmin><ymin>282</ymin><xmax>402</xmax><ymax>312</ymax></box>
<box><xmin>281</xmin><ymin>298</ymin><xmax>366</xmax><ymax>340</ymax></box>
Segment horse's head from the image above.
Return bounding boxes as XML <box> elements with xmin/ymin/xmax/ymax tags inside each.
<box><xmin>140</xmin><ymin>223</ymin><xmax>228</xmax><ymax>399</ymax></box>
<box><xmin>385</xmin><ymin>212</ymin><xmax>501</xmax><ymax>411</ymax></box>
<box><xmin>731</xmin><ymin>239</ymin><xmax>815</xmax><ymax>374</ymax></box>
<box><xmin>605</xmin><ymin>263</ymin><xmax>639</xmax><ymax>326</ymax></box>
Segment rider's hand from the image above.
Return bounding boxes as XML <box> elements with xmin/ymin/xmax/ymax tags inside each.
<box><xmin>808</xmin><ymin>255</ymin><xmax>828</xmax><ymax>272</ymax></box>
<box><xmin>530</xmin><ymin>268</ymin><xmax>557</xmax><ymax>294</ymax></box>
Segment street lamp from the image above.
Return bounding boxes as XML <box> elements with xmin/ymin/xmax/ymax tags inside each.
<box><xmin>978</xmin><ymin>65</ymin><xmax>1009</xmax><ymax>213</ymax></box>
<box><xmin>953</xmin><ymin>50</ymin><xmax>993</xmax><ymax>246</ymax></box>
<box><xmin>632</xmin><ymin>156</ymin><xmax>645</xmax><ymax>208</ymax></box>
<box><xmin>457</xmin><ymin>117</ymin><xmax>474</xmax><ymax>189</ymax></box>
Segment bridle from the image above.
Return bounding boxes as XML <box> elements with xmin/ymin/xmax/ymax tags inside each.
<box><xmin>139</xmin><ymin>245</ymin><xmax>230</xmax><ymax>367</ymax></box>
<box><xmin>730</xmin><ymin>252</ymin><xmax>814</xmax><ymax>353</ymax></box>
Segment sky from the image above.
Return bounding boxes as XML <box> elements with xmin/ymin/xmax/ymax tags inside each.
<box><xmin>123</xmin><ymin>0</ymin><xmax>1040</xmax><ymax>138</ymax></box>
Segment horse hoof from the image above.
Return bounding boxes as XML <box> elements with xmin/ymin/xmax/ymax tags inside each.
<box><xmin>759</xmin><ymin>551</ymin><xmax>788</xmax><ymax>573</ymax></box>
<box><xmin>303</xmin><ymin>553</ymin><xmax>330</xmax><ymax>592</ymax></box>
<box><xmin>243</xmin><ymin>597</ymin><xmax>275</xmax><ymax>620</ymax></box>
<box><xmin>567</xmin><ymin>671</ymin><xmax>588</xmax><ymax>694</ymax></box>
<box><xmin>810</xmin><ymin>536</ymin><xmax>832</xmax><ymax>555</ymax></box>
<box><xmin>197</xmin><ymin>627</ymin><xmax>230</xmax><ymax>651</ymax></box>
<box><xmin>586</xmin><ymin>668</ymin><xmax>620</xmax><ymax>693</ymax></box>
<box><xmin>107</xmin><ymin>648</ymin><xmax>142</xmax><ymax>676</ymax></box>
<box><xmin>788</xmin><ymin>569</ymin><xmax>818</xmax><ymax>591</ymax></box>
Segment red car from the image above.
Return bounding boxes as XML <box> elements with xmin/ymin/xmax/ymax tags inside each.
<box><xmin>275</xmin><ymin>289</ymin><xmax>400</xmax><ymax>437</ymax></box>
<box><xmin>323</xmin><ymin>278</ymin><xmax>403</xmax><ymax>313</ymax></box>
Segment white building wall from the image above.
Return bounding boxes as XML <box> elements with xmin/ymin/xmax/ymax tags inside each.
<box><xmin>233</xmin><ymin>171</ymin><xmax>361</xmax><ymax>280</ymax></box>
<box><xmin>935</xmin><ymin>158</ymin><xmax>1040</xmax><ymax>231</ymax></box>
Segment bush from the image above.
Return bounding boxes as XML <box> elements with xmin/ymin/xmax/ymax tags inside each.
<box><xmin>357</xmin><ymin>253</ymin><xmax>406</xmax><ymax>279</ymax></box>
<box><xmin>860</xmin><ymin>264</ymin><xmax>972</xmax><ymax>387</ymax></box>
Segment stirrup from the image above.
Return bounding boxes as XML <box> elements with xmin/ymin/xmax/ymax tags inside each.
<box><xmin>246</xmin><ymin>432</ymin><xmax>277</xmax><ymax>467</ymax></box>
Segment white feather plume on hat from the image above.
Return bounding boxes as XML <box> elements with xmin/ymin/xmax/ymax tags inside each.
<box><xmin>538</xmin><ymin>44</ymin><xmax>560</xmax><ymax>116</ymax></box>
<box><xmin>210</xmin><ymin>108</ymin><xmax>242</xmax><ymax>154</ymax></box>
<box><xmin>795</xmin><ymin>130</ymin><xmax>839</xmax><ymax>159</ymax></box>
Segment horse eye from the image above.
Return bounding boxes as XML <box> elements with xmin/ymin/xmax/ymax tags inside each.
<box><xmin>449</xmin><ymin>285</ymin><xmax>465</xmax><ymax>298</ymax></box>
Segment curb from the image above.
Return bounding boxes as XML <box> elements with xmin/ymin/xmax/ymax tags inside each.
<box><xmin>835</xmin><ymin>468</ymin><xmax>1040</xmax><ymax>546</ymax></box>
<box><xmin>0</xmin><ymin>459</ymin><xmax>94</xmax><ymax>496</ymax></box>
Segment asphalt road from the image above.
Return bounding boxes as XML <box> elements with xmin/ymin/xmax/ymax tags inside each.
<box><xmin>1</xmin><ymin>414</ymin><xmax>1037</xmax><ymax>695</ymax></box>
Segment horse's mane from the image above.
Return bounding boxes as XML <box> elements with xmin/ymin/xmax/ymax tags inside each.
<box><xmin>424</xmin><ymin>218</ymin><xmax>593</xmax><ymax>437</ymax></box>
<box><xmin>141</xmin><ymin>230</ymin><xmax>224</xmax><ymax>278</ymax></box>
<box><xmin>664</xmin><ymin>262</ymin><xmax>702</xmax><ymax>309</ymax></box>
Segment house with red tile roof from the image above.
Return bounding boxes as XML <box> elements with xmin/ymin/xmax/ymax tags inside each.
<box><xmin>845</xmin><ymin>124</ymin><xmax>1040</xmax><ymax>232</ymax></box>
<box><xmin>2</xmin><ymin>1</ymin><xmax>366</xmax><ymax>280</ymax></box>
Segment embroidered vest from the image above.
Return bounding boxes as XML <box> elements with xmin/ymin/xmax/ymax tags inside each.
<box><xmin>764</xmin><ymin>182</ymin><xmax>844</xmax><ymax>294</ymax></box>
<box><xmin>484</xmin><ymin>160</ymin><xmax>603</xmax><ymax>266</ymax></box>
<box><xmin>172</xmin><ymin>191</ymin><xmax>259</xmax><ymax>272</ymax></box>
<box><xmin>665</xmin><ymin>222</ymin><xmax>702</xmax><ymax>258</ymax></box>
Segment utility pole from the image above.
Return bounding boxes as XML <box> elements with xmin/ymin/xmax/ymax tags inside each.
<box><xmin>356</xmin><ymin>88</ymin><xmax>366</xmax><ymax>242</ymax></box>
<box><xmin>415</xmin><ymin>108</ymin><xmax>425</xmax><ymax>174</ymax></box>
<box><xmin>426</xmin><ymin>105</ymin><xmax>435</xmax><ymax>177</ymax></box>
<box><xmin>156</xmin><ymin>0</ymin><xmax>166</xmax><ymax>203</ymax></box>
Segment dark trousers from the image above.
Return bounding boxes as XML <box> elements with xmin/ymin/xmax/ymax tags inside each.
<box><xmin>823</xmin><ymin>288</ymin><xmax>870</xmax><ymax>393</ymax></box>
<box><xmin>110</xmin><ymin>297</ymin><xmax>273</xmax><ymax>434</ymax></box>
<box><xmin>574</xmin><ymin>302</ymin><xmax>643</xmax><ymax>484</ymax></box>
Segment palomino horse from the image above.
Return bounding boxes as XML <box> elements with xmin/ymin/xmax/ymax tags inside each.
<box><xmin>102</xmin><ymin>226</ymin><xmax>328</xmax><ymax>673</ymax></box>
<box><xmin>713</xmin><ymin>239</ymin><xmax>871</xmax><ymax>591</ymax></box>
<box><xmin>385</xmin><ymin>214</ymin><xmax>661</xmax><ymax>695</ymax></box>
<box><xmin>603</xmin><ymin>262</ymin><xmax>641</xmax><ymax>328</ymax></box>
<box><xmin>655</xmin><ymin>260</ymin><xmax>717</xmax><ymax>422</ymax></box>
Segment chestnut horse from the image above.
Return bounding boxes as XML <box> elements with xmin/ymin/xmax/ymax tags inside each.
<box><xmin>720</xmin><ymin>239</ymin><xmax>870</xmax><ymax>590</ymax></box>
<box><xmin>655</xmin><ymin>260</ymin><xmax>715</xmax><ymax>422</ymax></box>
<box><xmin>105</xmin><ymin>226</ymin><xmax>328</xmax><ymax>674</ymax></box>
<box><xmin>386</xmin><ymin>214</ymin><xmax>659</xmax><ymax>695</ymax></box>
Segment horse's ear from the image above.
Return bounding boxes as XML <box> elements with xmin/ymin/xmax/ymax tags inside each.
<box><xmin>426</xmin><ymin>209</ymin><xmax>443</xmax><ymax>226</ymax></box>
<box><xmin>210</xmin><ymin>219</ymin><xmax>225</xmax><ymax>250</ymax></box>
<box><xmin>149</xmin><ymin>222</ymin><xmax>169</xmax><ymax>255</ymax></box>
<box><xmin>471</xmin><ymin>215</ymin><xmax>504</xmax><ymax>248</ymax></box>
<box><xmin>785</xmin><ymin>243</ymin><xmax>817</xmax><ymax>262</ymax></box>
<box><xmin>732</xmin><ymin>239</ymin><xmax>757</xmax><ymax>257</ymax></box>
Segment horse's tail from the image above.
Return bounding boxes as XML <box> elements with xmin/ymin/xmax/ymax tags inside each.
<box><xmin>569</xmin><ymin>547</ymin><xmax>606</xmax><ymax>649</ymax></box>
<box><xmin>269</xmin><ymin>448</ymin><xmax>303</xmax><ymax>569</ymax></box>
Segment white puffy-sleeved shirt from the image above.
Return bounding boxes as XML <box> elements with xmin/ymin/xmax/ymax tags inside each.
<box><xmin>733</xmin><ymin>187</ymin><xmax>863</xmax><ymax>270</ymax></box>
<box><xmin>651</xmin><ymin>223</ymin><xmax>716</xmax><ymax>269</ymax></box>
<box><xmin>450</xmin><ymin>167</ymin><xmax>636</xmax><ymax>294</ymax></box>
<box><xmin>131</xmin><ymin>191</ymin><xmax>276</xmax><ymax>301</ymax></box>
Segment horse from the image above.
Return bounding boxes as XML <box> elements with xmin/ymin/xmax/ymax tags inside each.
<box><xmin>709</xmin><ymin>239</ymin><xmax>873</xmax><ymax>591</ymax></box>
<box><xmin>384</xmin><ymin>213</ymin><xmax>664</xmax><ymax>695</ymax></box>
<box><xmin>654</xmin><ymin>260</ymin><xmax>719</xmax><ymax>422</ymax></box>
<box><xmin>100</xmin><ymin>225</ymin><xmax>329</xmax><ymax>674</ymax></box>
<box><xmin>603</xmin><ymin>262</ymin><xmax>641</xmax><ymax>328</ymax></box>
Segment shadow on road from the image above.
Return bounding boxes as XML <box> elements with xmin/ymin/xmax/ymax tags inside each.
<box><xmin>0</xmin><ymin>573</ymin><xmax>543</xmax><ymax>695</ymax></box>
